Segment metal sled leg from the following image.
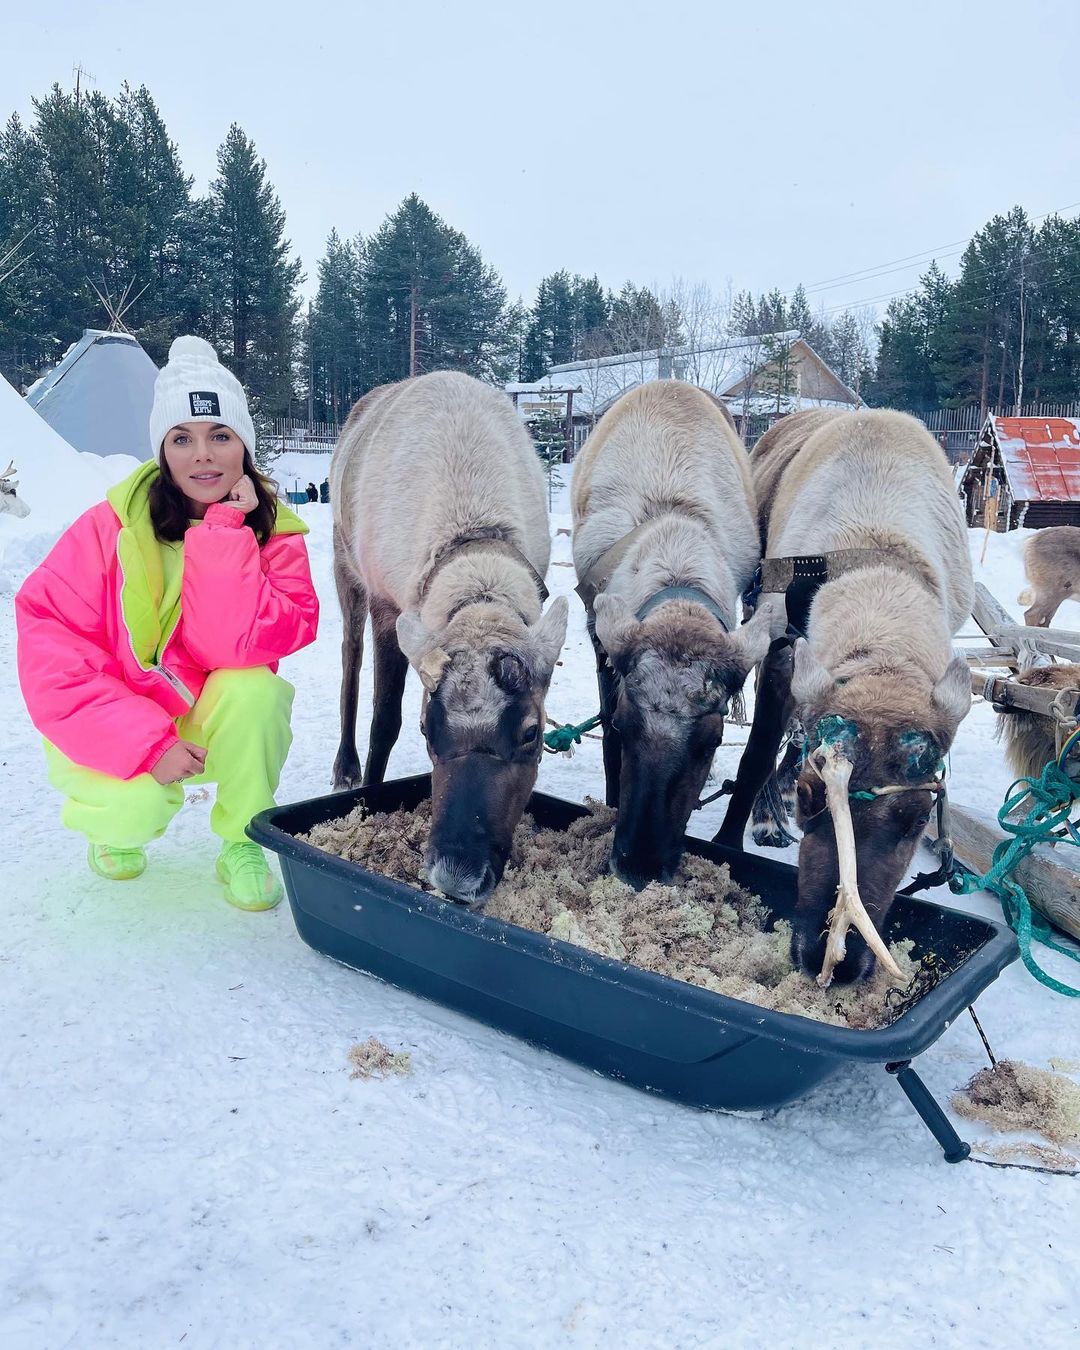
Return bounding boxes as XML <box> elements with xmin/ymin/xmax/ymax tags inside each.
<box><xmin>886</xmin><ymin>1060</ymin><xmax>971</xmax><ymax>1163</ymax></box>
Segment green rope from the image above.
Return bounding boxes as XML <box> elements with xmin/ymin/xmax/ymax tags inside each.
<box><xmin>949</xmin><ymin>743</ymin><xmax>1080</xmax><ymax>997</ymax></box>
<box><xmin>544</xmin><ymin>714</ymin><xmax>602</xmax><ymax>753</ymax></box>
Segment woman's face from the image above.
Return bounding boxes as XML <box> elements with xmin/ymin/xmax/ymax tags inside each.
<box><xmin>161</xmin><ymin>422</ymin><xmax>246</xmax><ymax>517</ymax></box>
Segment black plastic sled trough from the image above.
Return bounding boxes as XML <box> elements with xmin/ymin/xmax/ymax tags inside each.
<box><xmin>249</xmin><ymin>774</ymin><xmax>1018</xmax><ymax>1161</ymax></box>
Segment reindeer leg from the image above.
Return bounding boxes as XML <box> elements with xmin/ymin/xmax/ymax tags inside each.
<box><xmin>588</xmin><ymin>616</ymin><xmax>622</xmax><ymax>808</ymax></box>
<box><xmin>714</xmin><ymin>642</ymin><xmax>793</xmax><ymax>849</ymax></box>
<box><xmin>776</xmin><ymin>730</ymin><xmax>804</xmax><ymax>815</ymax></box>
<box><xmin>751</xmin><ymin>772</ymin><xmax>799</xmax><ymax>848</ymax></box>
<box><xmin>364</xmin><ymin>600</ymin><xmax>408</xmax><ymax>786</ymax></box>
<box><xmin>332</xmin><ymin>538</ymin><xmax>368</xmax><ymax>790</ymax></box>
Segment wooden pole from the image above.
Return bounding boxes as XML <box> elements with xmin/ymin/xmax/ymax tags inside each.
<box><xmin>947</xmin><ymin>802</ymin><xmax>1080</xmax><ymax>940</ymax></box>
<box><xmin>980</xmin><ymin>474</ymin><xmax>1000</xmax><ymax>563</ymax></box>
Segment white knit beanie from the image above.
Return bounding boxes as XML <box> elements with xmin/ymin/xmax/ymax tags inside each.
<box><xmin>150</xmin><ymin>335</ymin><xmax>257</xmax><ymax>461</ymax></box>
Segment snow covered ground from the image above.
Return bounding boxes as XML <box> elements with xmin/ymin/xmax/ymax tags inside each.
<box><xmin>4</xmin><ymin>470</ymin><xmax>1080</xmax><ymax>1348</ymax></box>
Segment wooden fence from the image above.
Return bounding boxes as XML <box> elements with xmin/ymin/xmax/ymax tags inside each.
<box><xmin>902</xmin><ymin>401</ymin><xmax>1080</xmax><ymax>464</ymax></box>
<box><xmin>266</xmin><ymin>418</ymin><xmax>341</xmax><ymax>452</ymax></box>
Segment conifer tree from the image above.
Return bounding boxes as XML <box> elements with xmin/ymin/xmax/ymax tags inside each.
<box><xmin>209</xmin><ymin>123</ymin><xmax>302</xmax><ymax>414</ymax></box>
<box><xmin>308</xmin><ymin>228</ymin><xmax>363</xmax><ymax>421</ymax></box>
<box><xmin>362</xmin><ymin>194</ymin><xmax>513</xmax><ymax>387</ymax></box>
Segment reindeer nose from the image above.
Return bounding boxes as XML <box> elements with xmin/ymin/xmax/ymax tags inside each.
<box><xmin>426</xmin><ymin>853</ymin><xmax>498</xmax><ymax>906</ymax></box>
<box><xmin>610</xmin><ymin>843</ymin><xmax>678</xmax><ymax>890</ymax></box>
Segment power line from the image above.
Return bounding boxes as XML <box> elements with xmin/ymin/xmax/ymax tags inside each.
<box><xmin>805</xmin><ymin>247</ymin><xmax>967</xmax><ymax>297</ymax></box>
<box><xmin>804</xmin><ymin>240</ymin><xmax>970</xmax><ymax>292</ymax></box>
<box><xmin>790</xmin><ymin>197</ymin><xmax>1080</xmax><ymax>308</ymax></box>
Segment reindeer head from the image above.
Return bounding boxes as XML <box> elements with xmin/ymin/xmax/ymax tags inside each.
<box><xmin>594</xmin><ymin>593</ymin><xmax>777</xmax><ymax>888</ymax></box>
<box><xmin>396</xmin><ymin>597</ymin><xmax>568</xmax><ymax>905</ymax></box>
<box><xmin>788</xmin><ymin>643</ymin><xmax>970</xmax><ymax>983</ymax></box>
<box><xmin>0</xmin><ymin>460</ymin><xmax>29</xmax><ymax>518</ymax></box>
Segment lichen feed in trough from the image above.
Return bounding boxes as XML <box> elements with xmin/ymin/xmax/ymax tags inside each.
<box><xmin>301</xmin><ymin>799</ymin><xmax>937</xmax><ymax>1030</ymax></box>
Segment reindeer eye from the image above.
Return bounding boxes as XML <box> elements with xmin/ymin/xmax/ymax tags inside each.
<box><xmin>520</xmin><ymin>725</ymin><xmax>539</xmax><ymax>747</ymax></box>
<box><xmin>906</xmin><ymin>812</ymin><xmax>931</xmax><ymax>838</ymax></box>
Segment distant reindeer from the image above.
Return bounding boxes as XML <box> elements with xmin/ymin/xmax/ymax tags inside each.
<box><xmin>1018</xmin><ymin>526</ymin><xmax>1080</xmax><ymax>627</ymax></box>
<box><xmin>572</xmin><ymin>380</ymin><xmax>773</xmax><ymax>888</ymax></box>
<box><xmin>330</xmin><ymin>372</ymin><xmax>567</xmax><ymax>906</ymax></box>
<box><xmin>0</xmin><ymin>461</ymin><xmax>30</xmax><ymax>518</ymax></box>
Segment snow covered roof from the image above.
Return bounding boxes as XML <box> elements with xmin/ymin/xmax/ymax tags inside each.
<box><xmin>26</xmin><ymin>329</ymin><xmax>158</xmax><ymax>460</ymax></box>
<box><xmin>509</xmin><ymin>331</ymin><xmax>859</xmax><ymax>419</ymax></box>
<box><xmin>984</xmin><ymin>415</ymin><xmax>1080</xmax><ymax>503</ymax></box>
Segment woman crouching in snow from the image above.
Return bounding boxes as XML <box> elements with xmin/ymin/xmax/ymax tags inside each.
<box><xmin>16</xmin><ymin>336</ymin><xmax>319</xmax><ymax>910</ymax></box>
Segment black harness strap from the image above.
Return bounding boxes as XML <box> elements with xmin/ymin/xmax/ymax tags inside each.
<box><xmin>745</xmin><ymin>548</ymin><xmax>935</xmax><ymax>641</ymax></box>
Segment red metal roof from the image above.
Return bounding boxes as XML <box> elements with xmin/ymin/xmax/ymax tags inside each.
<box><xmin>992</xmin><ymin>416</ymin><xmax>1080</xmax><ymax>503</ymax></box>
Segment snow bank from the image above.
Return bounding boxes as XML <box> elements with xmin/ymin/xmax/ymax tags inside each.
<box><xmin>0</xmin><ymin>376</ymin><xmax>140</xmax><ymax>592</ymax></box>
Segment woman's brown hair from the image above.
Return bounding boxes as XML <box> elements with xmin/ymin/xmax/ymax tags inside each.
<box><xmin>149</xmin><ymin>447</ymin><xmax>279</xmax><ymax>546</ymax></box>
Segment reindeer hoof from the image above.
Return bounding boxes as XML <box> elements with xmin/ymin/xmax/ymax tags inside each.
<box><xmin>332</xmin><ymin>759</ymin><xmax>363</xmax><ymax>791</ymax></box>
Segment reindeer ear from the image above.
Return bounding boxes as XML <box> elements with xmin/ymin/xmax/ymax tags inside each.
<box><xmin>791</xmin><ymin>639</ymin><xmax>834</xmax><ymax>709</ymax></box>
<box><xmin>931</xmin><ymin>654</ymin><xmax>971</xmax><ymax>729</ymax></box>
<box><xmin>593</xmin><ymin>592</ymin><xmax>641</xmax><ymax>660</ymax></box>
<box><xmin>529</xmin><ymin>595</ymin><xmax>568</xmax><ymax>677</ymax></box>
<box><xmin>725</xmin><ymin>605</ymin><xmax>775</xmax><ymax>677</ymax></box>
<box><xmin>396</xmin><ymin>610</ymin><xmax>451</xmax><ymax>693</ymax></box>
<box><xmin>396</xmin><ymin>610</ymin><xmax>435</xmax><ymax>664</ymax></box>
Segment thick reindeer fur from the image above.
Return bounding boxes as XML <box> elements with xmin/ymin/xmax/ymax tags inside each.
<box><xmin>573</xmin><ymin>380</ymin><xmax>759</xmax><ymax>621</ymax></box>
<box><xmin>331</xmin><ymin>371</ymin><xmax>566</xmax><ymax>903</ymax></box>
<box><xmin>572</xmin><ymin>380</ymin><xmax>766</xmax><ymax>885</ymax></box>
<box><xmin>766</xmin><ymin>407</ymin><xmax>972</xmax><ymax>634</ymax></box>
<box><xmin>748</xmin><ymin>408</ymin><xmax>842</xmax><ymax>548</ymax></box>
<box><xmin>998</xmin><ymin>664</ymin><xmax>1080</xmax><ymax>780</ymax></box>
<box><xmin>332</xmin><ymin>373</ymin><xmax>551</xmax><ymax>630</ymax></box>
<box><xmin>1019</xmin><ymin>526</ymin><xmax>1080</xmax><ymax>627</ymax></box>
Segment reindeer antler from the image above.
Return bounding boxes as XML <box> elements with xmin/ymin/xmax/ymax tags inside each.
<box><xmin>811</xmin><ymin>741</ymin><xmax>905</xmax><ymax>988</ymax></box>
<box><xmin>0</xmin><ymin>460</ymin><xmax>16</xmax><ymax>479</ymax></box>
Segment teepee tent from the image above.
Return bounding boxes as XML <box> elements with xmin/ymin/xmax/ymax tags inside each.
<box><xmin>26</xmin><ymin>329</ymin><xmax>158</xmax><ymax>460</ymax></box>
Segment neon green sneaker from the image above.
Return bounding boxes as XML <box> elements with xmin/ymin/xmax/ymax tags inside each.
<box><xmin>215</xmin><ymin>841</ymin><xmax>283</xmax><ymax>911</ymax></box>
<box><xmin>87</xmin><ymin>843</ymin><xmax>147</xmax><ymax>881</ymax></box>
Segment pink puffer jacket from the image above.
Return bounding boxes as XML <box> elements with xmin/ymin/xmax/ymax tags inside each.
<box><xmin>16</xmin><ymin>461</ymin><xmax>319</xmax><ymax>779</ymax></box>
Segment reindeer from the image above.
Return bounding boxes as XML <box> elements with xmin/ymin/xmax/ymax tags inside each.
<box><xmin>714</xmin><ymin>409</ymin><xmax>973</xmax><ymax>985</ymax></box>
<box><xmin>572</xmin><ymin>380</ymin><xmax>774</xmax><ymax>888</ymax></box>
<box><xmin>0</xmin><ymin>461</ymin><xmax>30</xmax><ymax>518</ymax></box>
<box><xmin>330</xmin><ymin>372</ymin><xmax>567</xmax><ymax>906</ymax></box>
<box><xmin>996</xmin><ymin>664</ymin><xmax>1080</xmax><ymax>779</ymax></box>
<box><xmin>1018</xmin><ymin>526</ymin><xmax>1080</xmax><ymax>627</ymax></box>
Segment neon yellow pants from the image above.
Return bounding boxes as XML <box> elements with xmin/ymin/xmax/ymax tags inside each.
<box><xmin>44</xmin><ymin>667</ymin><xmax>295</xmax><ymax>847</ymax></box>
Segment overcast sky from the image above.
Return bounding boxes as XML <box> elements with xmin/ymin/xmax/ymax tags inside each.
<box><xmin>6</xmin><ymin>0</ymin><xmax>1080</xmax><ymax>319</ymax></box>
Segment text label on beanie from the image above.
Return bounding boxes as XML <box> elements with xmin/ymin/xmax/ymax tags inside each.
<box><xmin>189</xmin><ymin>391</ymin><xmax>221</xmax><ymax>418</ymax></box>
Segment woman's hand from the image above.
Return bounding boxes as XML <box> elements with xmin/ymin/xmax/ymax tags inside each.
<box><xmin>151</xmin><ymin>740</ymin><xmax>207</xmax><ymax>785</ymax></box>
<box><xmin>225</xmin><ymin>474</ymin><xmax>259</xmax><ymax>514</ymax></box>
